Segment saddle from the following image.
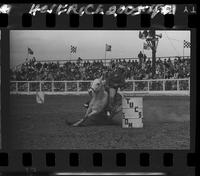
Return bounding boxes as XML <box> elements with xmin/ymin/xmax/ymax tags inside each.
<box><xmin>104</xmin><ymin>87</ymin><xmax>122</xmax><ymax>114</ymax></box>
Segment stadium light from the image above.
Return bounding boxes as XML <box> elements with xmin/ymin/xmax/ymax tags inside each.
<box><xmin>139</xmin><ymin>30</ymin><xmax>162</xmax><ymax>77</ymax></box>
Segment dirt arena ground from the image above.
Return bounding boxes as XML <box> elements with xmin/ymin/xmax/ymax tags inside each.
<box><xmin>7</xmin><ymin>95</ymin><xmax>190</xmax><ymax>149</ymax></box>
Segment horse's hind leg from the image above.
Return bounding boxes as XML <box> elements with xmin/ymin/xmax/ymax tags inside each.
<box><xmin>87</xmin><ymin>110</ymin><xmax>98</xmax><ymax>118</ymax></box>
<box><xmin>72</xmin><ymin>118</ymin><xmax>86</xmax><ymax>127</ymax></box>
<box><xmin>72</xmin><ymin>108</ymin><xmax>92</xmax><ymax>127</ymax></box>
<box><xmin>72</xmin><ymin>110</ymin><xmax>98</xmax><ymax>127</ymax></box>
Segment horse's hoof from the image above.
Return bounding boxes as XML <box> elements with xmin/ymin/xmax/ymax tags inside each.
<box><xmin>106</xmin><ymin>111</ymin><xmax>111</xmax><ymax>117</ymax></box>
<box><xmin>65</xmin><ymin>120</ymin><xmax>72</xmax><ymax>126</ymax></box>
<box><xmin>83</xmin><ymin>103</ymin><xmax>89</xmax><ymax>108</ymax></box>
<box><xmin>72</xmin><ymin>123</ymin><xmax>79</xmax><ymax>127</ymax></box>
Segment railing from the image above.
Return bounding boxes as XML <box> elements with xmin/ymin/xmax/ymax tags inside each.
<box><xmin>35</xmin><ymin>56</ymin><xmax>190</xmax><ymax>64</ymax></box>
<box><xmin>14</xmin><ymin>56</ymin><xmax>190</xmax><ymax>70</ymax></box>
<box><xmin>10</xmin><ymin>78</ymin><xmax>190</xmax><ymax>96</ymax></box>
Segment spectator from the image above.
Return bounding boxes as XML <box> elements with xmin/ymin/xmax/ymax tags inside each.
<box><xmin>138</xmin><ymin>51</ymin><xmax>143</xmax><ymax>64</ymax></box>
<box><xmin>10</xmin><ymin>56</ymin><xmax>190</xmax><ymax>82</ymax></box>
<box><xmin>143</xmin><ymin>54</ymin><xmax>147</xmax><ymax>63</ymax></box>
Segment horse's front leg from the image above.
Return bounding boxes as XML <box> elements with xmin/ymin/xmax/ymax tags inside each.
<box><xmin>72</xmin><ymin>107</ymin><xmax>91</xmax><ymax>127</ymax></box>
<box><xmin>72</xmin><ymin>118</ymin><xmax>85</xmax><ymax>127</ymax></box>
<box><xmin>87</xmin><ymin>110</ymin><xmax>98</xmax><ymax>118</ymax></box>
<box><xmin>72</xmin><ymin>109</ymin><xmax>98</xmax><ymax>127</ymax></box>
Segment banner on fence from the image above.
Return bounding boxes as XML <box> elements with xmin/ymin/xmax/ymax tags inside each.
<box><xmin>36</xmin><ymin>91</ymin><xmax>45</xmax><ymax>104</ymax></box>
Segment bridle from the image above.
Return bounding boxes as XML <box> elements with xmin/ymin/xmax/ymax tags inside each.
<box><xmin>88</xmin><ymin>87</ymin><xmax>95</xmax><ymax>93</ymax></box>
<box><xmin>89</xmin><ymin>79</ymin><xmax>104</xmax><ymax>94</ymax></box>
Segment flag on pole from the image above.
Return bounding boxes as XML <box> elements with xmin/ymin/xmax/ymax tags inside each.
<box><xmin>28</xmin><ymin>47</ymin><xmax>34</xmax><ymax>55</ymax></box>
<box><xmin>183</xmin><ymin>40</ymin><xmax>191</xmax><ymax>48</ymax></box>
<box><xmin>139</xmin><ymin>31</ymin><xmax>144</xmax><ymax>39</ymax></box>
<box><xmin>143</xmin><ymin>42</ymin><xmax>151</xmax><ymax>50</ymax></box>
<box><xmin>70</xmin><ymin>45</ymin><xmax>77</xmax><ymax>53</ymax></box>
<box><xmin>139</xmin><ymin>30</ymin><xmax>148</xmax><ymax>39</ymax></box>
<box><xmin>105</xmin><ymin>44</ymin><xmax>111</xmax><ymax>51</ymax></box>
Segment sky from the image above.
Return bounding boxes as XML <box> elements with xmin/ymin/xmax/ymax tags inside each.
<box><xmin>10</xmin><ymin>30</ymin><xmax>190</xmax><ymax>67</ymax></box>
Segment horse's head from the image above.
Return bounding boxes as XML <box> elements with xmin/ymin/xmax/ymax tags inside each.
<box><xmin>89</xmin><ymin>76</ymin><xmax>104</xmax><ymax>94</ymax></box>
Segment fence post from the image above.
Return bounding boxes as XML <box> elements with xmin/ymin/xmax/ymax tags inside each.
<box><xmin>39</xmin><ymin>82</ymin><xmax>42</xmax><ymax>92</ymax></box>
<box><xmin>16</xmin><ymin>82</ymin><xmax>18</xmax><ymax>93</ymax></box>
<box><xmin>177</xmin><ymin>80</ymin><xmax>179</xmax><ymax>91</ymax></box>
<box><xmin>163</xmin><ymin>80</ymin><xmax>165</xmax><ymax>91</ymax></box>
<box><xmin>28</xmin><ymin>82</ymin><xmax>30</xmax><ymax>93</ymax></box>
<box><xmin>133</xmin><ymin>81</ymin><xmax>135</xmax><ymax>91</ymax></box>
<box><xmin>147</xmin><ymin>80</ymin><xmax>149</xmax><ymax>91</ymax></box>
<box><xmin>65</xmin><ymin>82</ymin><xmax>67</xmax><ymax>92</ymax></box>
<box><xmin>77</xmin><ymin>82</ymin><xmax>79</xmax><ymax>92</ymax></box>
<box><xmin>51</xmin><ymin>82</ymin><xmax>54</xmax><ymax>92</ymax></box>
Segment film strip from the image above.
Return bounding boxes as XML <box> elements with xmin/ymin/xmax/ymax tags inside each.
<box><xmin>0</xmin><ymin>3</ymin><xmax>198</xmax><ymax>176</ymax></box>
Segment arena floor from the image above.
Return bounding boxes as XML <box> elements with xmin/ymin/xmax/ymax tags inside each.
<box><xmin>7</xmin><ymin>95</ymin><xmax>190</xmax><ymax>149</ymax></box>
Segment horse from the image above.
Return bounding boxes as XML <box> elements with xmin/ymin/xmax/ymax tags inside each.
<box><xmin>72</xmin><ymin>76</ymin><xmax>109</xmax><ymax>127</ymax></box>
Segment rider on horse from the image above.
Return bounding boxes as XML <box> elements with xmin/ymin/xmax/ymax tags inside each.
<box><xmin>84</xmin><ymin>63</ymin><xmax>126</xmax><ymax>117</ymax></box>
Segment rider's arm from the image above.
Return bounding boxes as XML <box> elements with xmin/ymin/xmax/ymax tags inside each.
<box><xmin>102</xmin><ymin>71</ymin><xmax>109</xmax><ymax>84</ymax></box>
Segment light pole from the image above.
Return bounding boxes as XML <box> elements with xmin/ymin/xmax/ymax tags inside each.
<box><xmin>139</xmin><ymin>30</ymin><xmax>162</xmax><ymax>77</ymax></box>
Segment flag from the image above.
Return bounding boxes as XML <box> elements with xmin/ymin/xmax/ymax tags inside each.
<box><xmin>28</xmin><ymin>47</ymin><xmax>34</xmax><ymax>55</ymax></box>
<box><xmin>143</xmin><ymin>42</ymin><xmax>151</xmax><ymax>50</ymax></box>
<box><xmin>105</xmin><ymin>44</ymin><xmax>111</xmax><ymax>51</ymax></box>
<box><xmin>77</xmin><ymin>57</ymin><xmax>82</xmax><ymax>61</ymax></box>
<box><xmin>183</xmin><ymin>40</ymin><xmax>191</xmax><ymax>48</ymax></box>
<box><xmin>139</xmin><ymin>31</ymin><xmax>145</xmax><ymax>39</ymax></box>
<box><xmin>70</xmin><ymin>45</ymin><xmax>77</xmax><ymax>53</ymax></box>
<box><xmin>139</xmin><ymin>30</ymin><xmax>148</xmax><ymax>39</ymax></box>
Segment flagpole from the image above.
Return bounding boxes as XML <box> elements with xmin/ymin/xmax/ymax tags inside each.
<box><xmin>104</xmin><ymin>44</ymin><xmax>107</xmax><ymax>66</ymax></box>
<box><xmin>27</xmin><ymin>47</ymin><xmax>29</xmax><ymax>61</ymax></box>
<box><xmin>183</xmin><ymin>40</ymin><xmax>184</xmax><ymax>59</ymax></box>
<box><xmin>70</xmin><ymin>45</ymin><xmax>72</xmax><ymax>61</ymax></box>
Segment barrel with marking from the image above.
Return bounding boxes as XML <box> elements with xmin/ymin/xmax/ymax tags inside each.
<box><xmin>122</xmin><ymin>95</ymin><xmax>143</xmax><ymax>128</ymax></box>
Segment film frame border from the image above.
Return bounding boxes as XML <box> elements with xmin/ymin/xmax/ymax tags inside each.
<box><xmin>0</xmin><ymin>3</ymin><xmax>198</xmax><ymax>175</ymax></box>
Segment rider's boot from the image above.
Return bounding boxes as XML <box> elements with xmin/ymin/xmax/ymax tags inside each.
<box><xmin>106</xmin><ymin>89</ymin><xmax>116</xmax><ymax>118</ymax></box>
<box><xmin>83</xmin><ymin>101</ymin><xmax>89</xmax><ymax>108</ymax></box>
<box><xmin>106</xmin><ymin>110</ymin><xmax>111</xmax><ymax>117</ymax></box>
<box><xmin>105</xmin><ymin>103</ymin><xmax>114</xmax><ymax>118</ymax></box>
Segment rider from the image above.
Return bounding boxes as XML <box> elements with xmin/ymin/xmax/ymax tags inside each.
<box><xmin>84</xmin><ymin>63</ymin><xmax>126</xmax><ymax>117</ymax></box>
<box><xmin>104</xmin><ymin>63</ymin><xmax>126</xmax><ymax>116</ymax></box>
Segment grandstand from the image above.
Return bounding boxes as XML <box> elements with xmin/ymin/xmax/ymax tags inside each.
<box><xmin>10</xmin><ymin>55</ymin><xmax>190</xmax><ymax>96</ymax></box>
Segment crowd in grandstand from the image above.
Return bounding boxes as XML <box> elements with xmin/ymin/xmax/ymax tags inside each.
<box><xmin>10</xmin><ymin>54</ymin><xmax>190</xmax><ymax>81</ymax></box>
